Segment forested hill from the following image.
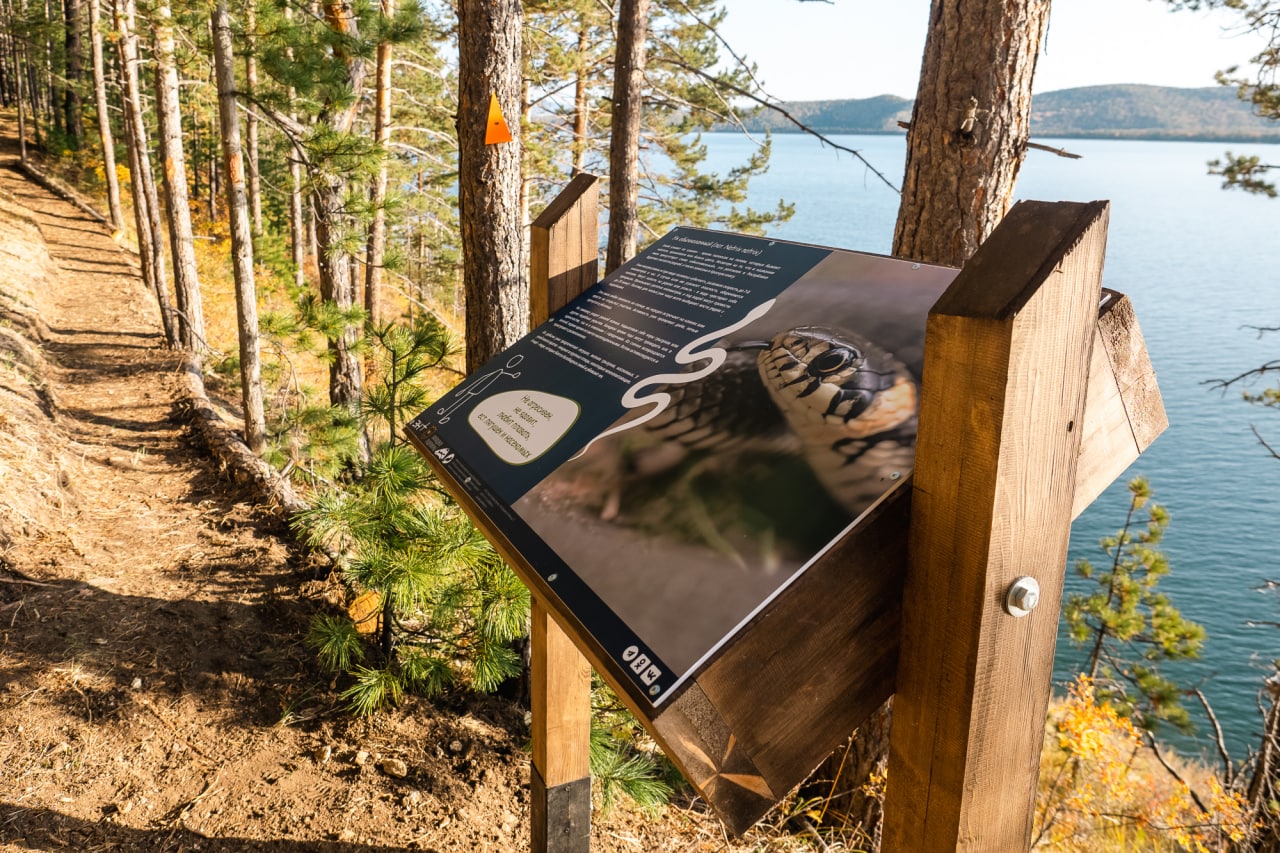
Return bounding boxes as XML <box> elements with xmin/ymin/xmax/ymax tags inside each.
<box><xmin>737</xmin><ymin>85</ymin><xmax>1280</xmax><ymax>141</ymax></box>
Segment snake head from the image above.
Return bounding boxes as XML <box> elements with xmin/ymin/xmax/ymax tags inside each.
<box><xmin>760</xmin><ymin>325</ymin><xmax>917</xmax><ymax>440</ymax></box>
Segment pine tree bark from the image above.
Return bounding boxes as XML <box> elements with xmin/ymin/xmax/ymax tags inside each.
<box><xmin>211</xmin><ymin>0</ymin><xmax>267</xmax><ymax>455</ymax></box>
<box><xmin>313</xmin><ymin>0</ymin><xmax>366</xmax><ymax>412</ymax></box>
<box><xmin>364</xmin><ymin>0</ymin><xmax>394</xmax><ymax>327</ymax></box>
<box><xmin>571</xmin><ymin>17</ymin><xmax>590</xmax><ymax>173</ymax></box>
<box><xmin>284</xmin><ymin>3</ymin><xmax>305</xmax><ymax>291</ymax></box>
<box><xmin>43</xmin><ymin>0</ymin><xmax>58</xmax><ymax>137</ymax></box>
<box><xmin>457</xmin><ymin>0</ymin><xmax>525</xmax><ymax>372</ymax></box>
<box><xmin>893</xmin><ymin>0</ymin><xmax>1052</xmax><ymax>266</ymax></box>
<box><xmin>604</xmin><ymin>0</ymin><xmax>648</xmax><ymax>274</ymax></box>
<box><xmin>153</xmin><ymin>0</ymin><xmax>207</xmax><ymax>355</ymax></box>
<box><xmin>13</xmin><ymin>0</ymin><xmax>27</xmax><ymax>162</ymax></box>
<box><xmin>244</xmin><ymin>0</ymin><xmax>262</xmax><ymax>237</ymax></box>
<box><xmin>289</xmin><ymin>153</ymin><xmax>305</xmax><ymax>291</ymax></box>
<box><xmin>88</xmin><ymin>0</ymin><xmax>122</xmax><ymax>230</ymax></box>
<box><xmin>113</xmin><ymin>0</ymin><xmax>176</xmax><ymax>346</ymax></box>
<box><xmin>61</xmin><ymin>0</ymin><xmax>83</xmax><ymax>146</ymax></box>
<box><xmin>818</xmin><ymin>3</ymin><xmax>1053</xmax><ymax>847</ymax></box>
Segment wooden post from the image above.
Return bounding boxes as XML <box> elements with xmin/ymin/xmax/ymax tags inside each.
<box><xmin>882</xmin><ymin>201</ymin><xmax>1110</xmax><ymax>850</ymax></box>
<box><xmin>528</xmin><ymin>172</ymin><xmax>599</xmax><ymax>853</ymax></box>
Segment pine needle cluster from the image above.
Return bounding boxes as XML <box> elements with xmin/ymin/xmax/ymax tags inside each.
<box><xmin>294</xmin><ymin>317</ymin><xmax>529</xmax><ymax>715</ymax></box>
<box><xmin>1065</xmin><ymin>477</ymin><xmax>1206</xmax><ymax>733</ymax></box>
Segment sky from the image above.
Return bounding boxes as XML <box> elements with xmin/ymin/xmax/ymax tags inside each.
<box><xmin>715</xmin><ymin>0</ymin><xmax>1270</xmax><ymax>101</ymax></box>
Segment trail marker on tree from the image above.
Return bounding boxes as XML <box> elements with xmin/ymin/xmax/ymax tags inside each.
<box><xmin>407</xmin><ymin>188</ymin><xmax>1164</xmax><ymax>850</ymax></box>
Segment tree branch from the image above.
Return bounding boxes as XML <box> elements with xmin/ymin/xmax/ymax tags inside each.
<box><xmin>1145</xmin><ymin>730</ymin><xmax>1210</xmax><ymax>814</ymax></box>
<box><xmin>657</xmin><ymin>53</ymin><xmax>901</xmax><ymax>193</ymax></box>
<box><xmin>895</xmin><ymin>120</ymin><xmax>1081</xmax><ymax>159</ymax></box>
<box><xmin>1194</xmin><ymin>688</ymin><xmax>1235</xmax><ymax>783</ymax></box>
<box><xmin>648</xmin><ymin>0</ymin><xmax>901</xmax><ymax>193</ymax></box>
<box><xmin>1252</xmin><ymin>424</ymin><xmax>1280</xmax><ymax>460</ymax></box>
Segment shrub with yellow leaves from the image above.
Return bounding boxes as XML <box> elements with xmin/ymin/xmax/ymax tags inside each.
<box><xmin>1035</xmin><ymin>675</ymin><xmax>1255</xmax><ymax>851</ymax></box>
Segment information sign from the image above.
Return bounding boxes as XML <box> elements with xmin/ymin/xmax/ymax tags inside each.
<box><xmin>406</xmin><ymin>228</ymin><xmax>957</xmax><ymax>708</ymax></box>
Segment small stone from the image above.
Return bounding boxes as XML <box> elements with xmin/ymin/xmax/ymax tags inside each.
<box><xmin>131</xmin><ymin>677</ymin><xmax>143</xmax><ymax>690</ymax></box>
<box><xmin>448</xmin><ymin>739</ymin><xmax>463</xmax><ymax>754</ymax></box>
<box><xmin>402</xmin><ymin>791</ymin><xmax>422</xmax><ymax>808</ymax></box>
<box><xmin>436</xmin><ymin>816</ymin><xmax>450</xmax><ymax>829</ymax></box>
<box><xmin>337</xmin><ymin>829</ymin><xmax>357</xmax><ymax>842</ymax></box>
<box><xmin>316</xmin><ymin>745</ymin><xmax>332</xmax><ymax>763</ymax></box>
<box><xmin>379</xmin><ymin>757</ymin><xmax>408</xmax><ymax>778</ymax></box>
<box><xmin>353</xmin><ymin>750</ymin><xmax>370</xmax><ymax>766</ymax></box>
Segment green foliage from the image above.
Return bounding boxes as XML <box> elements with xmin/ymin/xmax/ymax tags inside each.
<box><xmin>307</xmin><ymin>613</ymin><xmax>366</xmax><ymax>672</ymax></box>
<box><xmin>1065</xmin><ymin>477</ymin><xmax>1206</xmax><ymax>733</ymax></box>
<box><xmin>297</xmin><ymin>441</ymin><xmax>530</xmax><ymax>715</ymax></box>
<box><xmin>340</xmin><ymin>664</ymin><xmax>406</xmax><ymax>716</ymax></box>
<box><xmin>295</xmin><ymin>318</ymin><xmax>529</xmax><ymax>716</ymax></box>
<box><xmin>1210</xmin><ymin>151</ymin><xmax>1278</xmax><ymax>197</ymax></box>
<box><xmin>1165</xmin><ymin>0</ymin><xmax>1280</xmax><ymax>195</ymax></box>
<box><xmin>361</xmin><ymin>317</ymin><xmax>459</xmax><ymax>446</ymax></box>
<box><xmin>524</xmin><ymin>0</ymin><xmax>794</xmax><ymax>247</ymax></box>
<box><xmin>589</xmin><ymin>680</ymin><xmax>677</xmax><ymax>813</ymax></box>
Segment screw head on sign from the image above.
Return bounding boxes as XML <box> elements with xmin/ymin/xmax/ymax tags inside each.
<box><xmin>1005</xmin><ymin>576</ymin><xmax>1040</xmax><ymax>618</ymax></box>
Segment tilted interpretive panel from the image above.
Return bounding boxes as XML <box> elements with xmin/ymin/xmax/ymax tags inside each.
<box><xmin>406</xmin><ymin>227</ymin><xmax>955</xmax><ymax>709</ymax></box>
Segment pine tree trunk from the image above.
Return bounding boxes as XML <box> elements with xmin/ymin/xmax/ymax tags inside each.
<box><xmin>61</xmin><ymin>0</ymin><xmax>82</xmax><ymax>146</ymax></box>
<box><xmin>211</xmin><ymin>0</ymin><xmax>266</xmax><ymax>455</ymax></box>
<box><xmin>363</xmin><ymin>0</ymin><xmax>394</xmax><ymax>327</ymax></box>
<box><xmin>88</xmin><ymin>0</ymin><xmax>122</xmax><ymax>230</ymax></box>
<box><xmin>289</xmin><ymin>157</ymin><xmax>305</xmax><ymax>288</ymax></box>
<box><xmin>571</xmin><ymin>18</ymin><xmax>589</xmax><ymax>173</ymax></box>
<box><xmin>893</xmin><ymin>0</ymin><xmax>1052</xmax><ymax>266</ymax></box>
<box><xmin>118</xmin><ymin>74</ymin><xmax>160</xmax><ymax>337</ymax></box>
<box><xmin>153</xmin><ymin>0</ymin><xmax>207</xmax><ymax>355</ymax></box>
<box><xmin>312</xmin><ymin>0</ymin><xmax>366</xmax><ymax>414</ymax></box>
<box><xmin>244</xmin><ymin>0</ymin><xmax>262</xmax><ymax>237</ymax></box>
<box><xmin>457</xmin><ymin>0</ymin><xmax>525</xmax><ymax>372</ymax></box>
<box><xmin>114</xmin><ymin>0</ymin><xmax>176</xmax><ymax>346</ymax></box>
<box><xmin>313</xmin><ymin>184</ymin><xmax>364</xmax><ymax>408</ymax></box>
<box><xmin>816</xmin><ymin>3</ymin><xmax>1053</xmax><ymax>847</ymax></box>
<box><xmin>44</xmin><ymin>0</ymin><xmax>58</xmax><ymax>138</ymax></box>
<box><xmin>18</xmin><ymin>0</ymin><xmax>41</xmax><ymax>151</ymax></box>
<box><xmin>604</xmin><ymin>0</ymin><xmax>648</xmax><ymax>274</ymax></box>
<box><xmin>13</xmin><ymin>0</ymin><xmax>27</xmax><ymax>162</ymax></box>
<box><xmin>284</xmin><ymin>3</ymin><xmax>305</xmax><ymax>291</ymax></box>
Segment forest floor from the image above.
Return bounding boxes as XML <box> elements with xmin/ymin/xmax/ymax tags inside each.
<box><xmin>0</xmin><ymin>129</ymin><xmax>798</xmax><ymax>852</ymax></box>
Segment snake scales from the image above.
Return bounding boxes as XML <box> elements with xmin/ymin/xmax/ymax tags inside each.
<box><xmin>641</xmin><ymin>325</ymin><xmax>918</xmax><ymax>517</ymax></box>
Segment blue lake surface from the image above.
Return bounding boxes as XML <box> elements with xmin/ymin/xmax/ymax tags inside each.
<box><xmin>698</xmin><ymin>131</ymin><xmax>1280</xmax><ymax>758</ymax></box>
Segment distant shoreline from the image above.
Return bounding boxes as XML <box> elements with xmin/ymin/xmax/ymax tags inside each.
<box><xmin>723</xmin><ymin>127</ymin><xmax>1280</xmax><ymax>145</ymax></box>
<box><xmin>723</xmin><ymin>84</ymin><xmax>1280</xmax><ymax>145</ymax></box>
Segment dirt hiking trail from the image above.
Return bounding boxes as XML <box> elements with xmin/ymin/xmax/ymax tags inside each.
<box><xmin>0</xmin><ymin>132</ymin><xmax>756</xmax><ymax>852</ymax></box>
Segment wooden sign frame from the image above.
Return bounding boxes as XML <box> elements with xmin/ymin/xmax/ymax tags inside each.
<box><xmin>408</xmin><ymin>188</ymin><xmax>1165</xmax><ymax>845</ymax></box>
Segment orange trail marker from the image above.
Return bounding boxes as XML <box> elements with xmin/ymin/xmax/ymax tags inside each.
<box><xmin>485</xmin><ymin>93</ymin><xmax>513</xmax><ymax>145</ymax></box>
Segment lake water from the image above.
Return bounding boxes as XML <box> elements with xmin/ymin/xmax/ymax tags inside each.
<box><xmin>699</xmin><ymin>131</ymin><xmax>1280</xmax><ymax>758</ymax></box>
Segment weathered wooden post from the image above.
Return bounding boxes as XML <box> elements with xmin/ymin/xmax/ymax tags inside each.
<box><xmin>882</xmin><ymin>200</ymin><xmax>1114</xmax><ymax>850</ymax></box>
<box><xmin>527</xmin><ymin>172</ymin><xmax>599</xmax><ymax>853</ymax></box>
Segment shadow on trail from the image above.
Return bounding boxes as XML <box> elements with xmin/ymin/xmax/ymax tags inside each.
<box><xmin>0</xmin><ymin>561</ymin><xmax>320</xmax><ymax>730</ymax></box>
<box><xmin>0</xmin><ymin>804</ymin><xmax>426</xmax><ymax>852</ymax></box>
<box><xmin>0</xmin><ymin>448</ymin><xmax>324</xmax><ymax>731</ymax></box>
